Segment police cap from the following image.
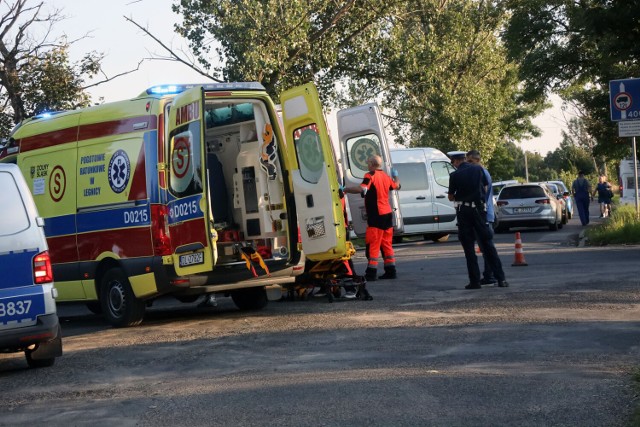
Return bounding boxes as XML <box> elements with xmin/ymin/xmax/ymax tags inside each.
<box><xmin>447</xmin><ymin>151</ymin><xmax>467</xmax><ymax>161</ymax></box>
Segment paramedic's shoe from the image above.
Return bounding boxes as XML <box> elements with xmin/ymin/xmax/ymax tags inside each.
<box><xmin>465</xmin><ymin>283</ymin><xmax>482</xmax><ymax>290</ymax></box>
<box><xmin>480</xmin><ymin>278</ymin><xmax>497</xmax><ymax>286</ymax></box>
<box><xmin>344</xmin><ymin>291</ymin><xmax>357</xmax><ymax>299</ymax></box>
<box><xmin>364</xmin><ymin>267</ymin><xmax>378</xmax><ymax>282</ymax></box>
<box><xmin>378</xmin><ymin>272</ymin><xmax>397</xmax><ymax>280</ymax></box>
<box><xmin>498</xmin><ymin>280</ymin><xmax>510</xmax><ymax>288</ymax></box>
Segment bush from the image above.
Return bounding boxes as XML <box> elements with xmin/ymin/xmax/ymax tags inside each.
<box><xmin>586</xmin><ymin>204</ymin><xmax>640</xmax><ymax>245</ymax></box>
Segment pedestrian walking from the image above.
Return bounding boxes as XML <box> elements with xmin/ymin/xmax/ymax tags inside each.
<box><xmin>345</xmin><ymin>155</ymin><xmax>400</xmax><ymax>281</ymax></box>
<box><xmin>447</xmin><ymin>151</ymin><xmax>508</xmax><ymax>289</ymax></box>
<box><xmin>466</xmin><ymin>149</ymin><xmax>497</xmax><ymax>286</ymax></box>
<box><xmin>593</xmin><ymin>175</ymin><xmax>613</xmax><ymax>218</ymax></box>
<box><xmin>572</xmin><ymin>171</ymin><xmax>592</xmax><ymax>225</ymax></box>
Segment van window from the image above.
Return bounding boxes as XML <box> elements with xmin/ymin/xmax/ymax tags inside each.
<box><xmin>432</xmin><ymin>161</ymin><xmax>455</xmax><ymax>188</ymax></box>
<box><xmin>168</xmin><ymin>121</ymin><xmax>204</xmax><ymax>198</ymax></box>
<box><xmin>626</xmin><ymin>176</ymin><xmax>639</xmax><ymax>190</ymax></box>
<box><xmin>346</xmin><ymin>134</ymin><xmax>381</xmax><ymax>179</ymax></box>
<box><xmin>293</xmin><ymin>123</ymin><xmax>324</xmax><ymax>184</ymax></box>
<box><xmin>394</xmin><ymin>163</ymin><xmax>428</xmax><ymax>191</ymax></box>
<box><xmin>0</xmin><ymin>172</ymin><xmax>30</xmax><ymax>236</ymax></box>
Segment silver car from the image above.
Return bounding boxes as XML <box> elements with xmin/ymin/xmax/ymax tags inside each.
<box><xmin>495</xmin><ymin>183</ymin><xmax>564</xmax><ymax>232</ymax></box>
<box><xmin>548</xmin><ymin>180</ymin><xmax>574</xmax><ymax>219</ymax></box>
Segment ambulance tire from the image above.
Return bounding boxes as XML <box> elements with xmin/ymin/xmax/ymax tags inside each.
<box><xmin>100</xmin><ymin>268</ymin><xmax>145</xmax><ymax>327</ymax></box>
<box><xmin>231</xmin><ymin>287</ymin><xmax>268</xmax><ymax>311</ymax></box>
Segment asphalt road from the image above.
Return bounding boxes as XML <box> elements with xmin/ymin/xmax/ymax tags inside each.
<box><xmin>1</xmin><ymin>201</ymin><xmax>639</xmax><ymax>427</ymax></box>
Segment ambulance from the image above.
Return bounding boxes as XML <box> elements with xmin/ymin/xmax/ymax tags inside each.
<box><xmin>0</xmin><ymin>82</ymin><xmax>348</xmax><ymax>327</ymax></box>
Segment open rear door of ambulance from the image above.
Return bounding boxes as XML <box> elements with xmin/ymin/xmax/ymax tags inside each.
<box><xmin>280</xmin><ymin>83</ymin><xmax>347</xmax><ymax>261</ymax></box>
<box><xmin>166</xmin><ymin>86</ymin><xmax>216</xmax><ymax>275</ymax></box>
<box><xmin>337</xmin><ymin>103</ymin><xmax>403</xmax><ymax>237</ymax></box>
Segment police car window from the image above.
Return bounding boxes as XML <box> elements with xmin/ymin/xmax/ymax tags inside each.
<box><xmin>293</xmin><ymin>123</ymin><xmax>324</xmax><ymax>184</ymax></box>
<box><xmin>345</xmin><ymin>134</ymin><xmax>381</xmax><ymax>179</ymax></box>
<box><xmin>394</xmin><ymin>163</ymin><xmax>428</xmax><ymax>191</ymax></box>
<box><xmin>0</xmin><ymin>172</ymin><xmax>29</xmax><ymax>236</ymax></box>
<box><xmin>432</xmin><ymin>161</ymin><xmax>454</xmax><ymax>188</ymax></box>
<box><xmin>168</xmin><ymin>121</ymin><xmax>203</xmax><ymax>198</ymax></box>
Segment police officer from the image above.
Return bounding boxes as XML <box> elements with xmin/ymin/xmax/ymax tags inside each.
<box><xmin>447</xmin><ymin>151</ymin><xmax>508</xmax><ymax>289</ymax></box>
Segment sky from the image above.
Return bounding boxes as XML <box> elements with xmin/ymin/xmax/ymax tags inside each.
<box><xmin>49</xmin><ymin>0</ymin><xmax>568</xmax><ymax>155</ymax></box>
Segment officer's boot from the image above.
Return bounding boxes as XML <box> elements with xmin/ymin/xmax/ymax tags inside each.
<box><xmin>364</xmin><ymin>267</ymin><xmax>377</xmax><ymax>282</ymax></box>
<box><xmin>378</xmin><ymin>265</ymin><xmax>397</xmax><ymax>280</ymax></box>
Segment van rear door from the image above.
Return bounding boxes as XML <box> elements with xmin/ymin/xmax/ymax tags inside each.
<box><xmin>336</xmin><ymin>103</ymin><xmax>403</xmax><ymax>237</ymax></box>
<box><xmin>280</xmin><ymin>83</ymin><xmax>347</xmax><ymax>261</ymax></box>
<box><xmin>166</xmin><ymin>86</ymin><xmax>216</xmax><ymax>275</ymax></box>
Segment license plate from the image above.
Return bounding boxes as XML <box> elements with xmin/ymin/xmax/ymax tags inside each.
<box><xmin>179</xmin><ymin>252</ymin><xmax>204</xmax><ymax>267</ymax></box>
<box><xmin>0</xmin><ymin>292</ymin><xmax>45</xmax><ymax>325</ymax></box>
<box><xmin>513</xmin><ymin>207</ymin><xmax>533</xmax><ymax>213</ymax></box>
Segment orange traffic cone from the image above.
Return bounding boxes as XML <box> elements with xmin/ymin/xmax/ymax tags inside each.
<box><xmin>512</xmin><ymin>232</ymin><xmax>528</xmax><ymax>266</ymax></box>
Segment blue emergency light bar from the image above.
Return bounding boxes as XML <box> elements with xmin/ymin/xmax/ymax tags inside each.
<box><xmin>145</xmin><ymin>82</ymin><xmax>266</xmax><ymax>96</ymax></box>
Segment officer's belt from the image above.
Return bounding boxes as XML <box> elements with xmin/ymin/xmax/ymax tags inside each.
<box><xmin>458</xmin><ymin>201</ymin><xmax>480</xmax><ymax>208</ymax></box>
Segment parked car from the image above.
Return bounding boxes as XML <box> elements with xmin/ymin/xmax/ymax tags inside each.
<box><xmin>491</xmin><ymin>180</ymin><xmax>519</xmax><ymax>204</ymax></box>
<box><xmin>548</xmin><ymin>180</ymin><xmax>574</xmax><ymax>219</ymax></box>
<box><xmin>541</xmin><ymin>182</ymin><xmax>568</xmax><ymax>224</ymax></box>
<box><xmin>0</xmin><ymin>163</ymin><xmax>62</xmax><ymax>368</ymax></box>
<box><xmin>495</xmin><ymin>183</ymin><xmax>564</xmax><ymax>232</ymax></box>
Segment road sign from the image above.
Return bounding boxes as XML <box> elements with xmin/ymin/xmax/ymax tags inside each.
<box><xmin>618</xmin><ymin>121</ymin><xmax>640</xmax><ymax>137</ymax></box>
<box><xmin>610</xmin><ymin>78</ymin><xmax>640</xmax><ymax>121</ymax></box>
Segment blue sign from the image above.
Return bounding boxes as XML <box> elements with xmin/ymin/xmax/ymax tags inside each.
<box><xmin>610</xmin><ymin>78</ymin><xmax>640</xmax><ymax>121</ymax></box>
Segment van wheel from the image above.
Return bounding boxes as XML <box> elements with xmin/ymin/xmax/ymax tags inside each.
<box><xmin>231</xmin><ymin>287</ymin><xmax>268</xmax><ymax>311</ymax></box>
<box><xmin>100</xmin><ymin>268</ymin><xmax>145</xmax><ymax>327</ymax></box>
<box><xmin>425</xmin><ymin>233</ymin><xmax>449</xmax><ymax>243</ymax></box>
<box><xmin>25</xmin><ymin>350</ymin><xmax>55</xmax><ymax>368</ymax></box>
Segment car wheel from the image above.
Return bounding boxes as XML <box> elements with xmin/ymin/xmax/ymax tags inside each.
<box><xmin>549</xmin><ymin>220</ymin><xmax>559</xmax><ymax>231</ymax></box>
<box><xmin>231</xmin><ymin>287</ymin><xmax>268</xmax><ymax>310</ymax></box>
<box><xmin>100</xmin><ymin>267</ymin><xmax>145</xmax><ymax>327</ymax></box>
<box><xmin>25</xmin><ymin>350</ymin><xmax>55</xmax><ymax>368</ymax></box>
<box><xmin>567</xmin><ymin>210</ymin><xmax>573</xmax><ymax>220</ymax></box>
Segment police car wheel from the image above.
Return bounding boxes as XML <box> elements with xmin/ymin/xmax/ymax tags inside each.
<box><xmin>100</xmin><ymin>268</ymin><xmax>145</xmax><ymax>327</ymax></box>
<box><xmin>231</xmin><ymin>287</ymin><xmax>268</xmax><ymax>311</ymax></box>
<box><xmin>25</xmin><ymin>350</ymin><xmax>55</xmax><ymax>368</ymax></box>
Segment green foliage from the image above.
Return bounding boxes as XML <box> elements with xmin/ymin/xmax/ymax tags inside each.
<box><xmin>503</xmin><ymin>0</ymin><xmax>640</xmax><ymax>162</ymax></box>
<box><xmin>173</xmin><ymin>0</ymin><xmax>542</xmax><ymax>159</ymax></box>
<box><xmin>585</xmin><ymin>204</ymin><xmax>640</xmax><ymax>245</ymax></box>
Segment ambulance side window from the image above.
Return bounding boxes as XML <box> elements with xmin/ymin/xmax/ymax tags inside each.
<box><xmin>293</xmin><ymin>123</ymin><xmax>324</xmax><ymax>184</ymax></box>
<box><xmin>168</xmin><ymin>122</ymin><xmax>203</xmax><ymax>198</ymax></box>
<box><xmin>345</xmin><ymin>134</ymin><xmax>381</xmax><ymax>179</ymax></box>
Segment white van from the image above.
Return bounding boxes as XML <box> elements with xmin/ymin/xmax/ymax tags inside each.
<box><xmin>619</xmin><ymin>157</ymin><xmax>640</xmax><ymax>205</ymax></box>
<box><xmin>0</xmin><ymin>163</ymin><xmax>62</xmax><ymax>367</ymax></box>
<box><xmin>389</xmin><ymin>148</ymin><xmax>457</xmax><ymax>242</ymax></box>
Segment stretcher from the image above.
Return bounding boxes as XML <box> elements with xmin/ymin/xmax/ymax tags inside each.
<box><xmin>285</xmin><ymin>241</ymin><xmax>372</xmax><ymax>302</ymax></box>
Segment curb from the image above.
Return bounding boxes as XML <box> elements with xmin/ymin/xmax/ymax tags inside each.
<box><xmin>578</xmin><ymin>229</ymin><xmax>587</xmax><ymax>247</ymax></box>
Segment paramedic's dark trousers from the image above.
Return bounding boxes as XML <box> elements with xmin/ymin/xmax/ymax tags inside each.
<box><xmin>476</xmin><ymin>224</ymin><xmax>495</xmax><ymax>281</ymax></box>
<box><xmin>575</xmin><ymin>196</ymin><xmax>590</xmax><ymax>226</ymax></box>
<box><xmin>457</xmin><ymin>205</ymin><xmax>505</xmax><ymax>285</ymax></box>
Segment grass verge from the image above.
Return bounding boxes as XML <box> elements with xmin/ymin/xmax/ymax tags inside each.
<box><xmin>585</xmin><ymin>204</ymin><xmax>640</xmax><ymax>245</ymax></box>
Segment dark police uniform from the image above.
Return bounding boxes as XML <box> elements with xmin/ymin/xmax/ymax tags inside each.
<box><xmin>448</xmin><ymin>156</ymin><xmax>507</xmax><ymax>289</ymax></box>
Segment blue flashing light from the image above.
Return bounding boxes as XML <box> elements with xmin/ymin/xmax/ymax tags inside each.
<box><xmin>145</xmin><ymin>82</ymin><xmax>266</xmax><ymax>96</ymax></box>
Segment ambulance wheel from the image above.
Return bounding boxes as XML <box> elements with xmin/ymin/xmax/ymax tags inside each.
<box><xmin>100</xmin><ymin>268</ymin><xmax>145</xmax><ymax>327</ymax></box>
<box><xmin>231</xmin><ymin>287</ymin><xmax>268</xmax><ymax>311</ymax></box>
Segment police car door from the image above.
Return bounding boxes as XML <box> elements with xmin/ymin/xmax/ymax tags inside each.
<box><xmin>280</xmin><ymin>83</ymin><xmax>347</xmax><ymax>261</ymax></box>
<box><xmin>166</xmin><ymin>86</ymin><xmax>216</xmax><ymax>275</ymax></box>
<box><xmin>337</xmin><ymin>103</ymin><xmax>403</xmax><ymax>237</ymax></box>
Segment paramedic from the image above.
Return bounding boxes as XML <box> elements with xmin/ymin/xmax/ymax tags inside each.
<box><xmin>447</xmin><ymin>151</ymin><xmax>508</xmax><ymax>289</ymax></box>
<box><xmin>345</xmin><ymin>155</ymin><xmax>400</xmax><ymax>281</ymax></box>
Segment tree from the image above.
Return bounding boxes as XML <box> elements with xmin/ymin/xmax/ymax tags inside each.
<box><xmin>0</xmin><ymin>0</ymin><xmax>136</xmax><ymax>139</ymax></box>
<box><xmin>503</xmin><ymin>0</ymin><xmax>640</xmax><ymax>160</ymax></box>
<box><xmin>168</xmin><ymin>0</ymin><xmax>542</xmax><ymax>160</ymax></box>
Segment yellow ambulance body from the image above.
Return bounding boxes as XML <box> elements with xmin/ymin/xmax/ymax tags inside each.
<box><xmin>0</xmin><ymin>82</ymin><xmax>347</xmax><ymax>327</ymax></box>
